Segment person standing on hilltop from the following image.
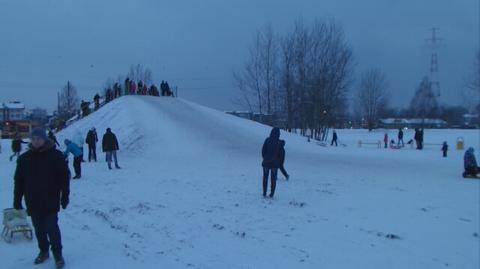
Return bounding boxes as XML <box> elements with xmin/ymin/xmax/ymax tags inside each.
<box><xmin>102</xmin><ymin>128</ymin><xmax>121</xmax><ymax>170</ymax></box>
<box><xmin>261</xmin><ymin>127</ymin><xmax>284</xmax><ymax>198</ymax></box>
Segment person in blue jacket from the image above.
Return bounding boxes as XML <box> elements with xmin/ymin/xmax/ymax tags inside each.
<box><xmin>463</xmin><ymin>147</ymin><xmax>479</xmax><ymax>178</ymax></box>
<box><xmin>64</xmin><ymin>139</ymin><xmax>83</xmax><ymax>179</ymax></box>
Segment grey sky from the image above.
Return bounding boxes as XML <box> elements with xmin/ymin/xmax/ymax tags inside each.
<box><xmin>0</xmin><ymin>0</ymin><xmax>478</xmax><ymax>113</ymax></box>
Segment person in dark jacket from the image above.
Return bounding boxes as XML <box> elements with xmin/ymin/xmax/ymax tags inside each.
<box><xmin>414</xmin><ymin>128</ymin><xmax>421</xmax><ymax>150</ymax></box>
<box><xmin>102</xmin><ymin>128</ymin><xmax>120</xmax><ymax>170</ymax></box>
<box><xmin>398</xmin><ymin>129</ymin><xmax>404</xmax><ymax>147</ymax></box>
<box><xmin>418</xmin><ymin>128</ymin><xmax>424</xmax><ymax>150</ymax></box>
<box><xmin>63</xmin><ymin>139</ymin><xmax>83</xmax><ymax>179</ymax></box>
<box><xmin>13</xmin><ymin>128</ymin><xmax>69</xmax><ymax>268</ymax></box>
<box><xmin>279</xmin><ymin>140</ymin><xmax>290</xmax><ymax>180</ymax></box>
<box><xmin>48</xmin><ymin>130</ymin><xmax>60</xmax><ymax>148</ymax></box>
<box><xmin>261</xmin><ymin>127</ymin><xmax>283</xmax><ymax>198</ymax></box>
<box><xmin>85</xmin><ymin>128</ymin><xmax>98</xmax><ymax>162</ymax></box>
<box><xmin>93</xmin><ymin>94</ymin><xmax>100</xmax><ymax>110</ymax></box>
<box><xmin>463</xmin><ymin>147</ymin><xmax>479</xmax><ymax>177</ymax></box>
<box><xmin>10</xmin><ymin>134</ymin><xmax>28</xmax><ymax>161</ymax></box>
<box><xmin>441</xmin><ymin>142</ymin><xmax>448</xmax><ymax>158</ymax></box>
<box><xmin>331</xmin><ymin>130</ymin><xmax>338</xmax><ymax>147</ymax></box>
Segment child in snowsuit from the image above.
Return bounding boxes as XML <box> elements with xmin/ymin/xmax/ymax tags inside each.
<box><xmin>64</xmin><ymin>139</ymin><xmax>83</xmax><ymax>179</ymax></box>
<box><xmin>441</xmin><ymin>142</ymin><xmax>448</xmax><ymax>158</ymax></box>
<box><xmin>463</xmin><ymin>147</ymin><xmax>479</xmax><ymax>178</ymax></box>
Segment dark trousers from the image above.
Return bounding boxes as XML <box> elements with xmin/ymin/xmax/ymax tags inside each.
<box><xmin>263</xmin><ymin>167</ymin><xmax>278</xmax><ymax>197</ymax></box>
<box><xmin>31</xmin><ymin>213</ymin><xmax>62</xmax><ymax>253</ymax></box>
<box><xmin>106</xmin><ymin>151</ymin><xmax>119</xmax><ymax>168</ymax></box>
<box><xmin>10</xmin><ymin>151</ymin><xmax>20</xmax><ymax>161</ymax></box>
<box><xmin>443</xmin><ymin>151</ymin><xmax>447</xmax><ymax>157</ymax></box>
<box><xmin>384</xmin><ymin>142</ymin><xmax>388</xmax><ymax>148</ymax></box>
<box><xmin>279</xmin><ymin>164</ymin><xmax>289</xmax><ymax>179</ymax></box>
<box><xmin>73</xmin><ymin>156</ymin><xmax>82</xmax><ymax>176</ymax></box>
<box><xmin>88</xmin><ymin>144</ymin><xmax>97</xmax><ymax>162</ymax></box>
<box><xmin>398</xmin><ymin>138</ymin><xmax>404</xmax><ymax>147</ymax></box>
<box><xmin>331</xmin><ymin>139</ymin><xmax>338</xmax><ymax>146</ymax></box>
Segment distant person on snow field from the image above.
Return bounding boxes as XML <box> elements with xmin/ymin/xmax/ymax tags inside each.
<box><xmin>86</xmin><ymin>128</ymin><xmax>98</xmax><ymax>162</ymax></box>
<box><xmin>463</xmin><ymin>147</ymin><xmax>478</xmax><ymax>178</ymax></box>
<box><xmin>384</xmin><ymin>133</ymin><xmax>389</xmax><ymax>148</ymax></box>
<box><xmin>10</xmin><ymin>134</ymin><xmax>28</xmax><ymax>161</ymax></box>
<box><xmin>331</xmin><ymin>130</ymin><xmax>338</xmax><ymax>147</ymax></box>
<box><xmin>398</xmin><ymin>128</ymin><xmax>404</xmax><ymax>147</ymax></box>
<box><xmin>13</xmin><ymin>128</ymin><xmax>69</xmax><ymax>268</ymax></box>
<box><xmin>441</xmin><ymin>142</ymin><xmax>448</xmax><ymax>158</ymax></box>
<box><xmin>102</xmin><ymin>128</ymin><xmax>120</xmax><ymax>170</ymax></box>
<box><xmin>279</xmin><ymin>140</ymin><xmax>290</xmax><ymax>180</ymax></box>
<box><xmin>64</xmin><ymin>139</ymin><xmax>83</xmax><ymax>179</ymax></box>
<box><xmin>261</xmin><ymin>127</ymin><xmax>283</xmax><ymax>198</ymax></box>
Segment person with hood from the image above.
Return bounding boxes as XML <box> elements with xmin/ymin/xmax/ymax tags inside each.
<box><xmin>398</xmin><ymin>129</ymin><xmax>404</xmax><ymax>147</ymax></box>
<box><xmin>102</xmin><ymin>128</ymin><xmax>120</xmax><ymax>170</ymax></box>
<box><xmin>85</xmin><ymin>128</ymin><xmax>98</xmax><ymax>162</ymax></box>
<box><xmin>10</xmin><ymin>134</ymin><xmax>28</xmax><ymax>161</ymax></box>
<box><xmin>279</xmin><ymin>140</ymin><xmax>290</xmax><ymax>180</ymax></box>
<box><xmin>261</xmin><ymin>127</ymin><xmax>283</xmax><ymax>198</ymax></box>
<box><xmin>463</xmin><ymin>147</ymin><xmax>479</xmax><ymax>178</ymax></box>
<box><xmin>331</xmin><ymin>130</ymin><xmax>338</xmax><ymax>147</ymax></box>
<box><xmin>63</xmin><ymin>139</ymin><xmax>83</xmax><ymax>179</ymax></box>
<box><xmin>13</xmin><ymin>128</ymin><xmax>69</xmax><ymax>268</ymax></box>
<box><xmin>48</xmin><ymin>130</ymin><xmax>60</xmax><ymax>148</ymax></box>
<box><xmin>73</xmin><ymin>130</ymin><xmax>85</xmax><ymax>162</ymax></box>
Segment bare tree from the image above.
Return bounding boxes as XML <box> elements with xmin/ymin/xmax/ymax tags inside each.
<box><xmin>58</xmin><ymin>81</ymin><xmax>80</xmax><ymax>120</ymax></box>
<box><xmin>127</xmin><ymin>64</ymin><xmax>153</xmax><ymax>85</ymax></box>
<box><xmin>356</xmin><ymin>69</ymin><xmax>390</xmax><ymax>131</ymax></box>
<box><xmin>234</xmin><ymin>25</ymin><xmax>279</xmax><ymax>114</ymax></box>
<box><xmin>409</xmin><ymin>76</ymin><xmax>439</xmax><ymax>121</ymax></box>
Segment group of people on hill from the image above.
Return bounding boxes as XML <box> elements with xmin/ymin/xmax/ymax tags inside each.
<box><xmin>77</xmin><ymin>78</ymin><xmax>174</xmax><ymax>118</ymax></box>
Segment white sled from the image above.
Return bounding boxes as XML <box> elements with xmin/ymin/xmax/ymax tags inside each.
<box><xmin>2</xmin><ymin>208</ymin><xmax>33</xmax><ymax>243</ymax></box>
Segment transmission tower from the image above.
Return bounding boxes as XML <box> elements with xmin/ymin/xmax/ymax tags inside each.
<box><xmin>426</xmin><ymin>27</ymin><xmax>442</xmax><ymax>97</ymax></box>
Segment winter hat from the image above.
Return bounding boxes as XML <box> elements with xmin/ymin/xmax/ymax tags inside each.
<box><xmin>30</xmin><ymin>128</ymin><xmax>48</xmax><ymax>140</ymax></box>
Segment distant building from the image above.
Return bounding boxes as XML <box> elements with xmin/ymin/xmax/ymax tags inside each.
<box><xmin>0</xmin><ymin>101</ymin><xmax>26</xmax><ymax>122</ymax></box>
<box><xmin>378</xmin><ymin>118</ymin><xmax>447</xmax><ymax>129</ymax></box>
<box><xmin>463</xmin><ymin>114</ymin><xmax>479</xmax><ymax>128</ymax></box>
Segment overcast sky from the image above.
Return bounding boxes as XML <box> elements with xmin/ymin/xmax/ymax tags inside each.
<box><xmin>0</xmin><ymin>0</ymin><xmax>478</xmax><ymax>113</ymax></box>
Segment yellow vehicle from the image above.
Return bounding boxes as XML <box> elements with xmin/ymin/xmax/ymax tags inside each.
<box><xmin>1</xmin><ymin>121</ymin><xmax>32</xmax><ymax>139</ymax></box>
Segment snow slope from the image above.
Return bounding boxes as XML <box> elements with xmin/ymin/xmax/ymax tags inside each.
<box><xmin>0</xmin><ymin>96</ymin><xmax>479</xmax><ymax>269</ymax></box>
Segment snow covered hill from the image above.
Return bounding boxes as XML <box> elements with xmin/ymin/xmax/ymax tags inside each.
<box><xmin>0</xmin><ymin>96</ymin><xmax>479</xmax><ymax>269</ymax></box>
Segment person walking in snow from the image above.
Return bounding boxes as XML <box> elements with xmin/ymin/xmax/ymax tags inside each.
<box><xmin>14</xmin><ymin>128</ymin><xmax>69</xmax><ymax>269</ymax></box>
<box><xmin>414</xmin><ymin>128</ymin><xmax>421</xmax><ymax>150</ymax></box>
<box><xmin>63</xmin><ymin>139</ymin><xmax>83</xmax><ymax>179</ymax></box>
<box><xmin>124</xmin><ymin>78</ymin><xmax>130</xmax><ymax>95</ymax></box>
<box><xmin>279</xmin><ymin>140</ymin><xmax>290</xmax><ymax>180</ymax></box>
<box><xmin>10</xmin><ymin>134</ymin><xmax>28</xmax><ymax>161</ymax></box>
<box><xmin>441</xmin><ymin>142</ymin><xmax>448</xmax><ymax>158</ymax></box>
<box><xmin>261</xmin><ymin>127</ymin><xmax>283</xmax><ymax>198</ymax></box>
<box><xmin>102</xmin><ymin>128</ymin><xmax>120</xmax><ymax>170</ymax></box>
<box><xmin>384</xmin><ymin>133</ymin><xmax>389</xmax><ymax>148</ymax></box>
<box><xmin>93</xmin><ymin>93</ymin><xmax>100</xmax><ymax>110</ymax></box>
<box><xmin>331</xmin><ymin>130</ymin><xmax>338</xmax><ymax>147</ymax></box>
<box><xmin>463</xmin><ymin>147</ymin><xmax>479</xmax><ymax>178</ymax></box>
<box><xmin>86</xmin><ymin>128</ymin><xmax>98</xmax><ymax>162</ymax></box>
<box><xmin>397</xmin><ymin>128</ymin><xmax>404</xmax><ymax>147</ymax></box>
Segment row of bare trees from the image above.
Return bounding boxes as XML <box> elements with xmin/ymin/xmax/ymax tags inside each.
<box><xmin>235</xmin><ymin>19</ymin><xmax>354</xmax><ymax>140</ymax></box>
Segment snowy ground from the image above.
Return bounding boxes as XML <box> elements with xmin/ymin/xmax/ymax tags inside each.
<box><xmin>0</xmin><ymin>96</ymin><xmax>479</xmax><ymax>269</ymax></box>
